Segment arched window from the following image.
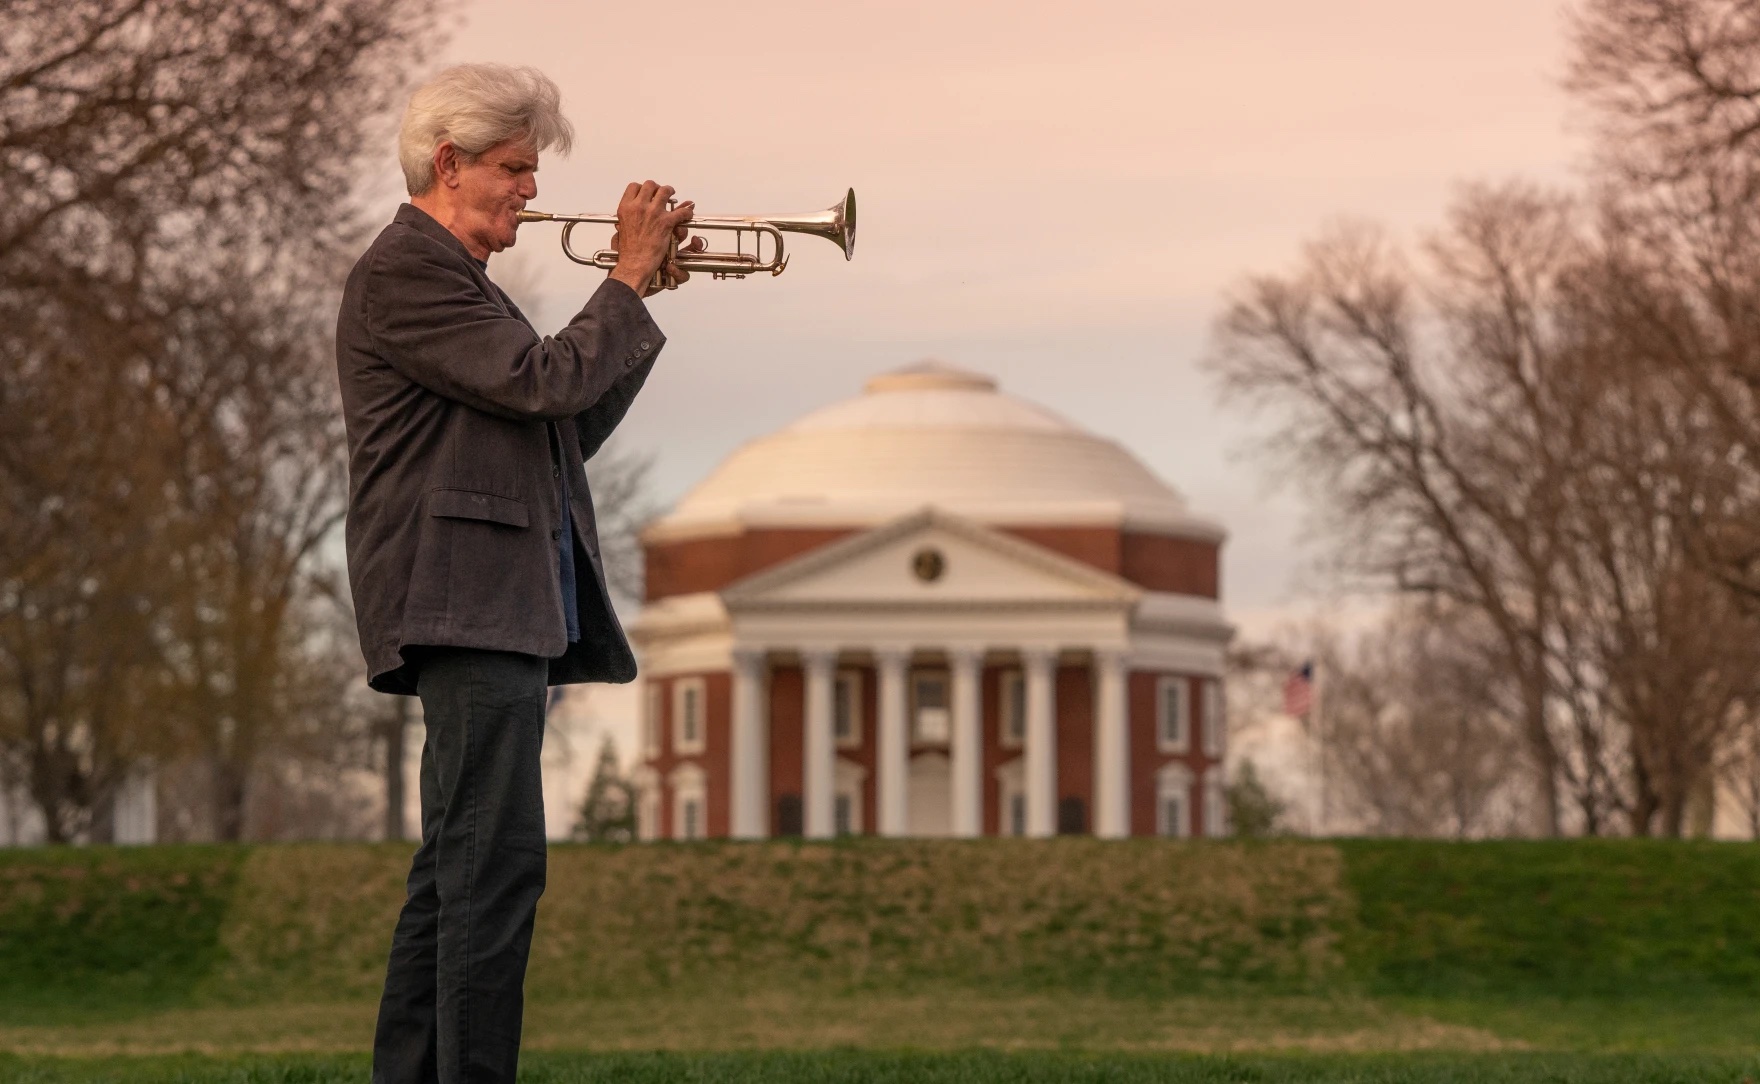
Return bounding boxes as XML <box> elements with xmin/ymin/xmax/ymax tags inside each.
<box><xmin>1156</xmin><ymin>763</ymin><xmax>1194</xmax><ymax>838</ymax></box>
<box><xmin>669</xmin><ymin>763</ymin><xmax>706</xmax><ymax>841</ymax></box>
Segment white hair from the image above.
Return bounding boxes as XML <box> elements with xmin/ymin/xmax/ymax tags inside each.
<box><xmin>398</xmin><ymin>64</ymin><xmax>574</xmax><ymax>196</ymax></box>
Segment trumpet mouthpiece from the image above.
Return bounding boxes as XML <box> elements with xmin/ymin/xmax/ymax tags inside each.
<box><xmin>516</xmin><ymin>210</ymin><xmax>551</xmax><ymax>222</ymax></box>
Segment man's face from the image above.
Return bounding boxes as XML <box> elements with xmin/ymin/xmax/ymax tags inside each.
<box><xmin>453</xmin><ymin>138</ymin><xmax>538</xmax><ymax>257</ymax></box>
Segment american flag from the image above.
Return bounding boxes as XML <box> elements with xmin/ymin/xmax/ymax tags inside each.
<box><xmin>1283</xmin><ymin>662</ymin><xmax>1315</xmax><ymax>718</ymax></box>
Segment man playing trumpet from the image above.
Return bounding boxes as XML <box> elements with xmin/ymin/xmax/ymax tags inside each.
<box><xmin>334</xmin><ymin>62</ymin><xmax>698</xmax><ymax>1084</ymax></box>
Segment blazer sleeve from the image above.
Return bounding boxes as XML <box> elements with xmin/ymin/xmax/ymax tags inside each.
<box><xmin>362</xmin><ymin>230</ymin><xmax>666</xmax><ymax>422</ymax></box>
<box><xmin>575</xmin><ymin>350</ymin><xmax>660</xmax><ymax>462</ymax></box>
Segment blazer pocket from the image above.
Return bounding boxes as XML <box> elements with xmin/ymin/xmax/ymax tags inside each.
<box><xmin>428</xmin><ymin>488</ymin><xmax>530</xmax><ymax>528</ymax></box>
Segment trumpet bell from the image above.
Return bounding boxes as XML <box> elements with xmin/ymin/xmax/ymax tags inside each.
<box><xmin>766</xmin><ymin>188</ymin><xmax>856</xmax><ymax>261</ymax></box>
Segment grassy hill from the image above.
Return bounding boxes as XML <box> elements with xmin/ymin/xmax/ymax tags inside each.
<box><xmin>3</xmin><ymin>837</ymin><xmax>1757</xmax><ymax>1016</ymax></box>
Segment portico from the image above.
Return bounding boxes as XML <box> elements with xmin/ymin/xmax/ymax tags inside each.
<box><xmin>727</xmin><ymin>641</ymin><xmax>1126</xmax><ymax>840</ymax></box>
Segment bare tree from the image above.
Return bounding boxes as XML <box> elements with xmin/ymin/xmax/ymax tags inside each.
<box><xmin>1209</xmin><ymin>184</ymin><xmax>1596</xmax><ymax>835</ymax></box>
<box><xmin>1552</xmin><ymin>323</ymin><xmax>1760</xmax><ymax>834</ymax></box>
<box><xmin>1569</xmin><ymin>0</ymin><xmax>1760</xmax><ymax>603</ymax></box>
<box><xmin>1569</xmin><ymin>0</ymin><xmax>1760</xmax><ymax>186</ymax></box>
<box><xmin>0</xmin><ymin>0</ymin><xmax>440</xmax><ymax>840</ymax></box>
<box><xmin>0</xmin><ymin>275</ymin><xmax>186</xmax><ymax>841</ymax></box>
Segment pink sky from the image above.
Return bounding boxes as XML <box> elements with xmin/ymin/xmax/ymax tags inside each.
<box><xmin>386</xmin><ymin>0</ymin><xmax>1591</xmax><ymax>826</ymax></box>
<box><xmin>416</xmin><ymin>0</ymin><xmax>1583</xmax><ymax>629</ymax></box>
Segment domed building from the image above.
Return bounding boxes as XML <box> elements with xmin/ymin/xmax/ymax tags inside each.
<box><xmin>630</xmin><ymin>362</ymin><xmax>1232</xmax><ymax>841</ymax></box>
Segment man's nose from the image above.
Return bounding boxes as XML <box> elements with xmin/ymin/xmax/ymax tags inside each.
<box><xmin>520</xmin><ymin>174</ymin><xmax>538</xmax><ymax>200</ymax></box>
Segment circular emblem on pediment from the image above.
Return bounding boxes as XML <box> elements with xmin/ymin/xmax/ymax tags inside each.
<box><xmin>911</xmin><ymin>547</ymin><xmax>946</xmax><ymax>583</ymax></box>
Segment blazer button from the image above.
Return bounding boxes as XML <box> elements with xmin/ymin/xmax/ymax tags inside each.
<box><xmin>639</xmin><ymin>340</ymin><xmax>652</xmax><ymax>351</ymax></box>
<box><xmin>551</xmin><ymin>529</ymin><xmax>562</xmax><ymax>540</ymax></box>
<box><xmin>553</xmin><ymin>465</ymin><xmax>561</xmax><ymax>478</ymax></box>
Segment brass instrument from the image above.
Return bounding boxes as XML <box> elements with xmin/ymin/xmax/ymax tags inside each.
<box><xmin>516</xmin><ymin>188</ymin><xmax>856</xmax><ymax>289</ymax></box>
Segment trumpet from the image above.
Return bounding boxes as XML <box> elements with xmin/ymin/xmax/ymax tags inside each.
<box><xmin>516</xmin><ymin>188</ymin><xmax>856</xmax><ymax>289</ymax></box>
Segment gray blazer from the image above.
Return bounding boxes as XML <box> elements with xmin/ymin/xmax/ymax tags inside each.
<box><xmin>336</xmin><ymin>204</ymin><xmax>665</xmax><ymax>694</ymax></box>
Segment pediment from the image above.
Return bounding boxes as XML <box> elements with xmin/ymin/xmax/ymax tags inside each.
<box><xmin>721</xmin><ymin>507</ymin><xmax>1141</xmax><ymax>610</ymax></box>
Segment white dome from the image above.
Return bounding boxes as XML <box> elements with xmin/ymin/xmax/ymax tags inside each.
<box><xmin>648</xmin><ymin>362</ymin><xmax>1222</xmax><ymax>541</ymax></box>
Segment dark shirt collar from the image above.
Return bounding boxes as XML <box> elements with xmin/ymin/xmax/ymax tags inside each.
<box><xmin>394</xmin><ymin>202</ymin><xmax>484</xmax><ymax>267</ymax></box>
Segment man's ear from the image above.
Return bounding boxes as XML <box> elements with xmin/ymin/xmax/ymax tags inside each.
<box><xmin>433</xmin><ymin>141</ymin><xmax>460</xmax><ymax>189</ymax></box>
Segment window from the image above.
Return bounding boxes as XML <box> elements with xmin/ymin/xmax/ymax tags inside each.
<box><xmin>1057</xmin><ymin>796</ymin><xmax>1086</xmax><ymax>836</ymax></box>
<box><xmin>670</xmin><ymin>764</ymin><xmax>706</xmax><ymax>841</ymax></box>
<box><xmin>673</xmin><ymin>677</ymin><xmax>706</xmax><ymax>755</ymax></box>
<box><xmin>834</xmin><ymin>757</ymin><xmax>867</xmax><ymax>835</ymax></box>
<box><xmin>776</xmin><ymin>793</ymin><xmax>803</xmax><ymax>837</ymax></box>
<box><xmin>912</xmin><ymin>671</ymin><xmax>950</xmax><ymax>744</ymax></box>
<box><xmin>1160</xmin><ymin>794</ymin><xmax>1186</xmax><ymax>838</ymax></box>
<box><xmin>643</xmin><ymin>682</ymin><xmax>662</xmax><ymax>758</ymax></box>
<box><xmin>1204</xmin><ymin>776</ymin><xmax>1227</xmax><ymax>838</ymax></box>
<box><xmin>1156</xmin><ymin>676</ymin><xmax>1189</xmax><ymax>753</ymax></box>
<box><xmin>996</xmin><ymin>759</ymin><xmax>1025</xmax><ymax>837</ymax></box>
<box><xmin>632</xmin><ymin>768</ymin><xmax>659</xmax><ymax>842</ymax></box>
<box><xmin>999</xmin><ymin>670</ymin><xmax>1025</xmax><ymax>748</ymax></box>
<box><xmin>834</xmin><ymin>669</ymin><xmax>864</xmax><ymax>749</ymax></box>
<box><xmin>1157</xmin><ymin>764</ymin><xmax>1193</xmax><ymax>837</ymax></box>
<box><xmin>1202</xmin><ymin>679</ymin><xmax>1224</xmax><ymax>758</ymax></box>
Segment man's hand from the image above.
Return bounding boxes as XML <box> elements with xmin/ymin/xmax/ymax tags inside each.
<box><xmin>607</xmin><ymin>181</ymin><xmax>705</xmax><ymax>297</ymax></box>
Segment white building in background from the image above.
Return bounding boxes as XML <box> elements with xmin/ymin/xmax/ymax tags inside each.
<box><xmin>627</xmin><ymin>362</ymin><xmax>1234</xmax><ymax>841</ymax></box>
<box><xmin>0</xmin><ymin>768</ymin><xmax>155</xmax><ymax>846</ymax></box>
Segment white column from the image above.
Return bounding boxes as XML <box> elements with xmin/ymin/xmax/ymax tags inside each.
<box><xmin>1023</xmin><ymin>648</ymin><xmax>1058</xmax><ymax>838</ymax></box>
<box><xmin>802</xmin><ymin>649</ymin><xmax>837</xmax><ymax>839</ymax></box>
<box><xmin>950</xmin><ymin>647</ymin><xmax>983</xmax><ymax>837</ymax></box>
<box><xmin>875</xmin><ymin>648</ymin><xmax>910</xmax><ymax>836</ymax></box>
<box><xmin>731</xmin><ymin>648</ymin><xmax>768</xmax><ymax>839</ymax></box>
<box><xmin>1093</xmin><ymin>648</ymin><xmax>1130</xmax><ymax>838</ymax></box>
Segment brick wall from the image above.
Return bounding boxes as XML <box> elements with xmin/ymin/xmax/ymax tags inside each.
<box><xmin>1128</xmin><ymin>670</ymin><xmax>1222</xmax><ymax>837</ymax></box>
<box><xmin>645</xmin><ymin>525</ymin><xmax>1219</xmax><ymax>601</ymax></box>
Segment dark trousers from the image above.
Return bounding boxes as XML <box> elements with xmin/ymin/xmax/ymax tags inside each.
<box><xmin>372</xmin><ymin>648</ymin><xmax>550</xmax><ymax>1084</ymax></box>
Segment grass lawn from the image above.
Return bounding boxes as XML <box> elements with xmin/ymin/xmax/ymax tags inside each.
<box><xmin>2</xmin><ymin>989</ymin><xmax>1758</xmax><ymax>1083</ymax></box>
<box><xmin>7</xmin><ymin>840</ymin><xmax>1760</xmax><ymax>1081</ymax></box>
<box><xmin>6</xmin><ymin>1051</ymin><xmax>1760</xmax><ymax>1084</ymax></box>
